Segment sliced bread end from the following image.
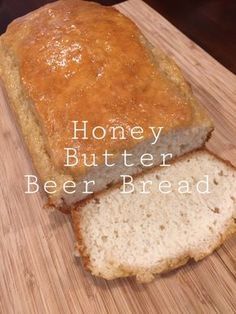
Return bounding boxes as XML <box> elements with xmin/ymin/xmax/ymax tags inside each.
<box><xmin>72</xmin><ymin>150</ymin><xmax>236</xmax><ymax>282</ymax></box>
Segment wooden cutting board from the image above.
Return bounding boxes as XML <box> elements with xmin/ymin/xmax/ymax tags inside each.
<box><xmin>0</xmin><ymin>0</ymin><xmax>235</xmax><ymax>313</ymax></box>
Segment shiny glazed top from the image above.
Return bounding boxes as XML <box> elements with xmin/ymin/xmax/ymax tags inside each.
<box><xmin>3</xmin><ymin>0</ymin><xmax>193</xmax><ymax>175</ymax></box>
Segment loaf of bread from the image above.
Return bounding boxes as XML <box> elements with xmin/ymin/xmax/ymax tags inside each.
<box><xmin>0</xmin><ymin>0</ymin><xmax>212</xmax><ymax>210</ymax></box>
<box><xmin>72</xmin><ymin>150</ymin><xmax>236</xmax><ymax>282</ymax></box>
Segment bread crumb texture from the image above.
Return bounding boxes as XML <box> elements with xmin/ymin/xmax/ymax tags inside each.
<box><xmin>72</xmin><ymin>151</ymin><xmax>236</xmax><ymax>282</ymax></box>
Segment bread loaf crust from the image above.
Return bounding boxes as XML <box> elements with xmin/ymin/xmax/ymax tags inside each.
<box><xmin>0</xmin><ymin>0</ymin><xmax>213</xmax><ymax>210</ymax></box>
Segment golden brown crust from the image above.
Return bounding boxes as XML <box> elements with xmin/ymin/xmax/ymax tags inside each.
<box><xmin>0</xmin><ymin>0</ymin><xmax>212</xmax><ymax>210</ymax></box>
<box><xmin>0</xmin><ymin>0</ymin><xmax>211</xmax><ymax>175</ymax></box>
<box><xmin>0</xmin><ymin>59</ymin><xmax>71</xmax><ymax>209</ymax></box>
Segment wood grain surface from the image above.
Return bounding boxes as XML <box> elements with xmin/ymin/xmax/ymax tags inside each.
<box><xmin>0</xmin><ymin>0</ymin><xmax>235</xmax><ymax>313</ymax></box>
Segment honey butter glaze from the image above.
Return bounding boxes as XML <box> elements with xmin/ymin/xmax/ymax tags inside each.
<box><xmin>3</xmin><ymin>0</ymin><xmax>193</xmax><ymax>176</ymax></box>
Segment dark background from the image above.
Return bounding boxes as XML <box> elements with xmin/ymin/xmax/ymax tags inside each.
<box><xmin>0</xmin><ymin>0</ymin><xmax>235</xmax><ymax>74</ymax></box>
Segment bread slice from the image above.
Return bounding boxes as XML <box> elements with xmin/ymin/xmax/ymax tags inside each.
<box><xmin>72</xmin><ymin>150</ymin><xmax>236</xmax><ymax>282</ymax></box>
<box><xmin>0</xmin><ymin>0</ymin><xmax>212</xmax><ymax>211</ymax></box>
